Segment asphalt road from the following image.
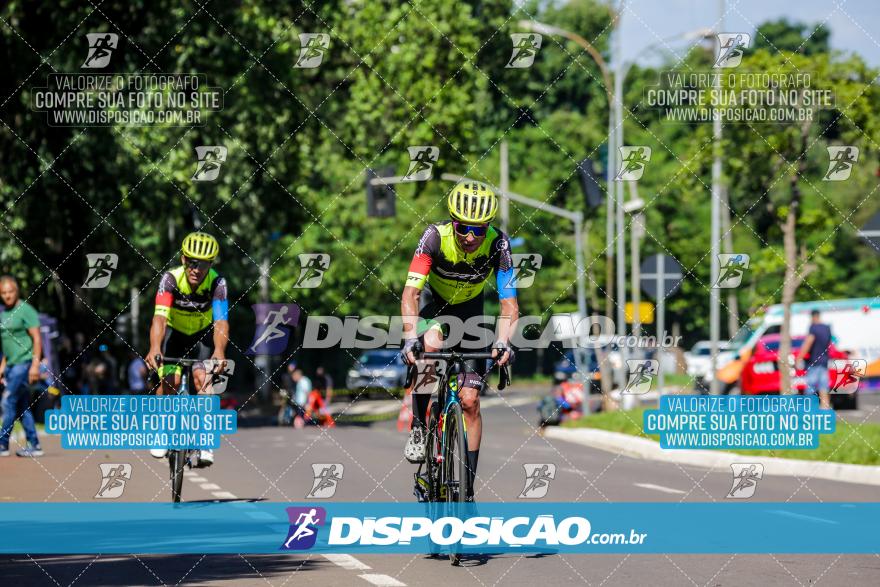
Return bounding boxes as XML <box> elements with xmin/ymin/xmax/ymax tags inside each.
<box><xmin>2</xmin><ymin>385</ymin><xmax>879</xmax><ymax>586</ymax></box>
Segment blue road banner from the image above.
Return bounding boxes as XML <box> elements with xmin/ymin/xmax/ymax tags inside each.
<box><xmin>2</xmin><ymin>502</ymin><xmax>879</xmax><ymax>554</ymax></box>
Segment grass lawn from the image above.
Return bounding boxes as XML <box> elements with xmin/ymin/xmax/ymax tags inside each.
<box><xmin>563</xmin><ymin>407</ymin><xmax>880</xmax><ymax>466</ymax></box>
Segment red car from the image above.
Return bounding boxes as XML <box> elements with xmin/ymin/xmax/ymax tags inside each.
<box><xmin>740</xmin><ymin>334</ymin><xmax>848</xmax><ymax>395</ymax></box>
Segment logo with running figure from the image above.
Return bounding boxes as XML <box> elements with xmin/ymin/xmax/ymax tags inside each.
<box><xmin>202</xmin><ymin>359</ymin><xmax>236</xmax><ymax>394</ymax></box>
<box><xmin>81</xmin><ymin>33</ymin><xmax>118</xmax><ymax>69</ymax></box>
<box><xmin>714</xmin><ymin>33</ymin><xmax>751</xmax><ymax>68</ymax></box>
<box><xmin>280</xmin><ymin>506</ymin><xmax>326</xmax><ymax>550</ymax></box>
<box><xmin>95</xmin><ymin>463</ymin><xmax>132</xmax><ymax>499</ymax></box>
<box><xmin>308</xmin><ymin>463</ymin><xmax>344</xmax><ymax>498</ymax></box>
<box><xmin>519</xmin><ymin>463</ymin><xmax>556</xmax><ymax>498</ymax></box>
<box><xmin>824</xmin><ymin>146</ymin><xmax>859</xmax><ymax>181</ymax></box>
<box><xmin>294</xmin><ymin>253</ymin><xmax>331</xmax><ymax>288</ymax></box>
<box><xmin>727</xmin><ymin>463</ymin><xmax>763</xmax><ymax>498</ymax></box>
<box><xmin>411</xmin><ymin>359</ymin><xmax>447</xmax><ymax>395</ymax></box>
<box><xmin>622</xmin><ymin>359</ymin><xmax>659</xmax><ymax>395</ymax></box>
<box><xmin>829</xmin><ymin>359</ymin><xmax>866</xmax><ymax>394</ymax></box>
<box><xmin>247</xmin><ymin>303</ymin><xmax>300</xmax><ymax>355</ymax></box>
<box><xmin>616</xmin><ymin>146</ymin><xmax>652</xmax><ymax>181</ymax></box>
<box><xmin>191</xmin><ymin>146</ymin><xmax>228</xmax><ymax>182</ymax></box>
<box><xmin>508</xmin><ymin>254</ymin><xmax>542</xmax><ymax>289</ymax></box>
<box><xmin>403</xmin><ymin>146</ymin><xmax>439</xmax><ymax>182</ymax></box>
<box><xmin>294</xmin><ymin>33</ymin><xmax>330</xmax><ymax>68</ymax></box>
<box><xmin>82</xmin><ymin>253</ymin><xmax>118</xmax><ymax>289</ymax></box>
<box><xmin>506</xmin><ymin>33</ymin><xmax>543</xmax><ymax>68</ymax></box>
<box><xmin>714</xmin><ymin>253</ymin><xmax>750</xmax><ymax>288</ymax></box>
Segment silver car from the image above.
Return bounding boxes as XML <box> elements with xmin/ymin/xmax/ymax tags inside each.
<box><xmin>346</xmin><ymin>350</ymin><xmax>408</xmax><ymax>395</ymax></box>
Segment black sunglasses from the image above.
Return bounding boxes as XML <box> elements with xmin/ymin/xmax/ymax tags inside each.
<box><xmin>453</xmin><ymin>221</ymin><xmax>489</xmax><ymax>237</ymax></box>
<box><xmin>184</xmin><ymin>257</ymin><xmax>212</xmax><ymax>270</ymax></box>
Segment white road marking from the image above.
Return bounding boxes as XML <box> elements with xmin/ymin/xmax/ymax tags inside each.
<box><xmin>211</xmin><ymin>491</ymin><xmax>238</xmax><ymax>499</ymax></box>
<box><xmin>634</xmin><ymin>482</ymin><xmax>686</xmax><ymax>495</ymax></box>
<box><xmin>323</xmin><ymin>554</ymin><xmax>371</xmax><ymax>570</ymax></box>
<box><xmin>358</xmin><ymin>574</ymin><xmax>406</xmax><ymax>587</ymax></box>
<box><xmin>561</xmin><ymin>467</ymin><xmax>587</xmax><ymax>475</ymax></box>
<box><xmin>188</xmin><ymin>476</ymin><xmax>208</xmax><ymax>483</ymax></box>
<box><xmin>200</xmin><ymin>483</ymin><xmax>221</xmax><ymax>490</ymax></box>
<box><xmin>767</xmin><ymin>509</ymin><xmax>838</xmax><ymax>525</ymax></box>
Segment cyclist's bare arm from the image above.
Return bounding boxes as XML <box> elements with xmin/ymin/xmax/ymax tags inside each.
<box><xmin>494</xmin><ymin>297</ymin><xmax>519</xmax><ymax>366</ymax></box>
<box><xmin>212</xmin><ymin>319</ymin><xmax>229</xmax><ymax>361</ymax></box>
<box><xmin>146</xmin><ymin>315</ymin><xmax>167</xmax><ymax>371</ymax></box>
<box><xmin>402</xmin><ymin>286</ymin><xmax>425</xmax><ymax>363</ymax></box>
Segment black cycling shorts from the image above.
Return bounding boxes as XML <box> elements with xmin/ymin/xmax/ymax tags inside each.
<box><xmin>159</xmin><ymin>328</ymin><xmax>213</xmax><ymax>376</ymax></box>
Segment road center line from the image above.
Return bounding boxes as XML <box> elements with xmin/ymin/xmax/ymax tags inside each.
<box><xmin>358</xmin><ymin>574</ymin><xmax>406</xmax><ymax>587</ymax></box>
<box><xmin>323</xmin><ymin>554</ymin><xmax>371</xmax><ymax>570</ymax></box>
<box><xmin>634</xmin><ymin>482</ymin><xmax>686</xmax><ymax>494</ymax></box>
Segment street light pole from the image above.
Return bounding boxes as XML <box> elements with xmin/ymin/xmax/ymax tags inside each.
<box><xmin>709</xmin><ymin>0</ymin><xmax>725</xmax><ymax>394</ymax></box>
<box><xmin>613</xmin><ymin>7</ymin><xmax>627</xmax><ymax>390</ymax></box>
<box><xmin>500</xmin><ymin>140</ymin><xmax>510</xmax><ymax>233</ymax></box>
<box><xmin>516</xmin><ymin>18</ymin><xmax>616</xmax><ymax>323</ymax></box>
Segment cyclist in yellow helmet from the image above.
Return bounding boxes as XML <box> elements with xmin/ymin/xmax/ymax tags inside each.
<box><xmin>400</xmin><ymin>180</ymin><xmax>519</xmax><ymax>500</ymax></box>
<box><xmin>146</xmin><ymin>232</ymin><xmax>229</xmax><ymax>467</ymax></box>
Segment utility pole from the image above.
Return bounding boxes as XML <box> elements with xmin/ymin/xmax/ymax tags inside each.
<box><xmin>721</xmin><ymin>185</ymin><xmax>739</xmax><ymax>337</ymax></box>
<box><xmin>500</xmin><ymin>140</ymin><xmax>510</xmax><ymax>233</ymax></box>
<box><xmin>130</xmin><ymin>287</ymin><xmax>139</xmax><ymax>350</ymax></box>
<box><xmin>613</xmin><ymin>4</ymin><xmax>627</xmax><ymax>390</ymax></box>
<box><xmin>709</xmin><ymin>0</ymin><xmax>725</xmax><ymax>394</ymax></box>
<box><xmin>257</xmin><ymin>256</ymin><xmax>271</xmax><ymax>402</ymax></box>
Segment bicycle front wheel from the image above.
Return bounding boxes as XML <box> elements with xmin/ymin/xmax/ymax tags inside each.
<box><xmin>169</xmin><ymin>450</ymin><xmax>185</xmax><ymax>503</ymax></box>
<box><xmin>444</xmin><ymin>402</ymin><xmax>468</xmax><ymax>565</ymax></box>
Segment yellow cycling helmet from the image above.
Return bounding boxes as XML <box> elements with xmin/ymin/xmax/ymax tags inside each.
<box><xmin>447</xmin><ymin>180</ymin><xmax>498</xmax><ymax>224</ymax></box>
<box><xmin>181</xmin><ymin>232</ymin><xmax>220</xmax><ymax>261</ymax></box>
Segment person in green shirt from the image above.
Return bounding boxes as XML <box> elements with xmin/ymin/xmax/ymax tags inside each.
<box><xmin>0</xmin><ymin>276</ymin><xmax>43</xmax><ymax>457</ymax></box>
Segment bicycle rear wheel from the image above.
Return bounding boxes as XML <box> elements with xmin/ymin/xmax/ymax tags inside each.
<box><xmin>169</xmin><ymin>450</ymin><xmax>185</xmax><ymax>503</ymax></box>
<box><xmin>444</xmin><ymin>402</ymin><xmax>468</xmax><ymax>565</ymax></box>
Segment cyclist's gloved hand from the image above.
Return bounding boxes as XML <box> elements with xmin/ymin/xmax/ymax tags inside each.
<box><xmin>402</xmin><ymin>337</ymin><xmax>423</xmax><ymax>365</ymax></box>
<box><xmin>493</xmin><ymin>341</ymin><xmax>515</xmax><ymax>366</ymax></box>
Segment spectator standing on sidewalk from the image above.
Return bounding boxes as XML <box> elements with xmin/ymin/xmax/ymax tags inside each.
<box><xmin>127</xmin><ymin>351</ymin><xmax>148</xmax><ymax>394</ymax></box>
<box><xmin>0</xmin><ymin>276</ymin><xmax>44</xmax><ymax>457</ymax></box>
<box><xmin>314</xmin><ymin>365</ymin><xmax>334</xmax><ymax>405</ymax></box>
<box><xmin>797</xmin><ymin>309</ymin><xmax>833</xmax><ymax>410</ymax></box>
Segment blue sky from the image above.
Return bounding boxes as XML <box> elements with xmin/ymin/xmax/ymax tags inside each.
<box><xmin>617</xmin><ymin>0</ymin><xmax>880</xmax><ymax>66</ymax></box>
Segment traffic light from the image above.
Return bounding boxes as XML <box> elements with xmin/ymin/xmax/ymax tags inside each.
<box><xmin>366</xmin><ymin>166</ymin><xmax>397</xmax><ymax>218</ymax></box>
<box><xmin>576</xmin><ymin>158</ymin><xmax>603</xmax><ymax>210</ymax></box>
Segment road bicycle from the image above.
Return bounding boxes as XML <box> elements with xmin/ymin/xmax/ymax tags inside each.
<box><xmin>406</xmin><ymin>350</ymin><xmax>510</xmax><ymax>565</ymax></box>
<box><xmin>155</xmin><ymin>356</ymin><xmax>206</xmax><ymax>503</ymax></box>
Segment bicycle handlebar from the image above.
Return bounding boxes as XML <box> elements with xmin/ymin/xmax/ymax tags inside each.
<box><xmin>155</xmin><ymin>355</ymin><xmax>204</xmax><ymax>366</ymax></box>
<box><xmin>404</xmin><ymin>351</ymin><xmax>511</xmax><ymax>391</ymax></box>
<box><xmin>422</xmin><ymin>351</ymin><xmax>495</xmax><ymax>360</ymax></box>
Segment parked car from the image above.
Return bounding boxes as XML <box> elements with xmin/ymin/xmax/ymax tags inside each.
<box><xmin>346</xmin><ymin>350</ymin><xmax>408</xmax><ymax>396</ymax></box>
<box><xmin>739</xmin><ymin>334</ymin><xmax>856</xmax><ymax>409</ymax></box>
<box><xmin>685</xmin><ymin>340</ymin><xmax>733</xmax><ymax>392</ymax></box>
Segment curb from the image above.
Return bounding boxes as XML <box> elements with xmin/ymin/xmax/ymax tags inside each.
<box><xmin>543</xmin><ymin>426</ymin><xmax>880</xmax><ymax>487</ymax></box>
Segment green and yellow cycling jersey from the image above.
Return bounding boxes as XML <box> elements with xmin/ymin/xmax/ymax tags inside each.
<box><xmin>153</xmin><ymin>266</ymin><xmax>229</xmax><ymax>335</ymax></box>
<box><xmin>406</xmin><ymin>221</ymin><xmax>515</xmax><ymax>304</ymax></box>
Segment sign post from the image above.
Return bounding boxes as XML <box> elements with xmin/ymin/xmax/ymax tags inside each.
<box><xmin>640</xmin><ymin>254</ymin><xmax>684</xmax><ymax>392</ymax></box>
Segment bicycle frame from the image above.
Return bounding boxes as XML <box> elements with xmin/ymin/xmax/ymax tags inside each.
<box><xmin>156</xmin><ymin>355</ymin><xmax>202</xmax><ymax>503</ymax></box>
<box><xmin>409</xmin><ymin>351</ymin><xmax>510</xmax><ymax>502</ymax></box>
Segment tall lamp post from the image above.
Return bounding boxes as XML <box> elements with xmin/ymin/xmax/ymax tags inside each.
<box><xmin>516</xmin><ymin>18</ymin><xmax>617</xmax><ymax>325</ymax></box>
